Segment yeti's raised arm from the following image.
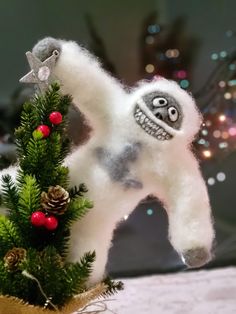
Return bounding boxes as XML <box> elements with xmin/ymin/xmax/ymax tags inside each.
<box><xmin>33</xmin><ymin>38</ymin><xmax>126</xmax><ymax>132</ymax></box>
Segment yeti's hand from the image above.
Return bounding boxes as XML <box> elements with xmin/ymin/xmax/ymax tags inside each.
<box><xmin>182</xmin><ymin>247</ymin><xmax>212</xmax><ymax>268</ymax></box>
<box><xmin>32</xmin><ymin>37</ymin><xmax>61</xmax><ymax>61</ymax></box>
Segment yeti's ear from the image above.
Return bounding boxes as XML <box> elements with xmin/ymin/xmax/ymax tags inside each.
<box><xmin>32</xmin><ymin>37</ymin><xmax>62</xmax><ymax>61</ymax></box>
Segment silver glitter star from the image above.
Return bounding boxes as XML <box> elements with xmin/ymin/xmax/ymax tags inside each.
<box><xmin>19</xmin><ymin>50</ymin><xmax>60</xmax><ymax>93</ymax></box>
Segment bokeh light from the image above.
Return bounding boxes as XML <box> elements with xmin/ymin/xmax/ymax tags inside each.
<box><xmin>219</xmin><ymin>114</ymin><xmax>226</xmax><ymax>122</ymax></box>
<box><xmin>208</xmin><ymin>178</ymin><xmax>215</xmax><ymax>186</ymax></box>
<box><xmin>145</xmin><ymin>64</ymin><xmax>155</xmax><ymax>73</ymax></box>
<box><xmin>147</xmin><ymin>208</ymin><xmax>154</xmax><ymax>216</ymax></box>
<box><xmin>203</xmin><ymin>150</ymin><xmax>212</xmax><ymax>158</ymax></box>
<box><xmin>216</xmin><ymin>172</ymin><xmax>226</xmax><ymax>182</ymax></box>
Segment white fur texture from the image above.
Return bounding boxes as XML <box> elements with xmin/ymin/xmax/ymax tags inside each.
<box><xmin>1</xmin><ymin>39</ymin><xmax>215</xmax><ymax>285</ymax></box>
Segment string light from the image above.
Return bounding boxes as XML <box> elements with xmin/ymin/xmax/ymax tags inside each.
<box><xmin>165</xmin><ymin>49</ymin><xmax>179</xmax><ymax>58</ymax></box>
<box><xmin>201</xmin><ymin>129</ymin><xmax>208</xmax><ymax>136</ymax></box>
<box><xmin>147</xmin><ymin>24</ymin><xmax>160</xmax><ymax>34</ymax></box>
<box><xmin>221</xmin><ymin>131</ymin><xmax>229</xmax><ymax>139</ymax></box>
<box><xmin>180</xmin><ymin>79</ymin><xmax>189</xmax><ymax>89</ymax></box>
<box><xmin>198</xmin><ymin>138</ymin><xmax>206</xmax><ymax>145</ymax></box>
<box><xmin>145</xmin><ymin>36</ymin><xmax>155</xmax><ymax>45</ymax></box>
<box><xmin>219</xmin><ymin>142</ymin><xmax>228</xmax><ymax>149</ymax></box>
<box><xmin>206</xmin><ymin>120</ymin><xmax>212</xmax><ymax>127</ymax></box>
<box><xmin>229</xmin><ymin>127</ymin><xmax>236</xmax><ymax>136</ymax></box>
<box><xmin>211</xmin><ymin>53</ymin><xmax>218</xmax><ymax>60</ymax></box>
<box><xmin>145</xmin><ymin>64</ymin><xmax>155</xmax><ymax>73</ymax></box>
<box><xmin>219</xmin><ymin>114</ymin><xmax>226</xmax><ymax>122</ymax></box>
<box><xmin>177</xmin><ymin>70</ymin><xmax>187</xmax><ymax>79</ymax></box>
<box><xmin>216</xmin><ymin>172</ymin><xmax>226</xmax><ymax>182</ymax></box>
<box><xmin>228</xmin><ymin>79</ymin><xmax>236</xmax><ymax>86</ymax></box>
<box><xmin>218</xmin><ymin>81</ymin><xmax>226</xmax><ymax>88</ymax></box>
<box><xmin>203</xmin><ymin>150</ymin><xmax>212</xmax><ymax>158</ymax></box>
<box><xmin>229</xmin><ymin>64</ymin><xmax>236</xmax><ymax>71</ymax></box>
<box><xmin>213</xmin><ymin>130</ymin><xmax>221</xmax><ymax>138</ymax></box>
<box><xmin>224</xmin><ymin>92</ymin><xmax>232</xmax><ymax>99</ymax></box>
<box><xmin>220</xmin><ymin>51</ymin><xmax>227</xmax><ymax>58</ymax></box>
<box><xmin>147</xmin><ymin>208</ymin><xmax>154</xmax><ymax>216</ymax></box>
<box><xmin>207</xmin><ymin>178</ymin><xmax>215</xmax><ymax>186</ymax></box>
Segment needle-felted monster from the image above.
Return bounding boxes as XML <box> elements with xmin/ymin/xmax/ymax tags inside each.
<box><xmin>2</xmin><ymin>37</ymin><xmax>215</xmax><ymax>285</ymax></box>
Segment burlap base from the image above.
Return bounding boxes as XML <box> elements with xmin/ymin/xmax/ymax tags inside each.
<box><xmin>0</xmin><ymin>283</ymin><xmax>107</xmax><ymax>314</ymax></box>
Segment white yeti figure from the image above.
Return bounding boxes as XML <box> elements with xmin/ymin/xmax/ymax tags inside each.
<box><xmin>2</xmin><ymin>38</ymin><xmax>215</xmax><ymax>285</ymax></box>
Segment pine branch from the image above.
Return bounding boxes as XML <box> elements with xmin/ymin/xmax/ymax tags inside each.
<box><xmin>69</xmin><ymin>183</ymin><xmax>88</xmax><ymax>200</ymax></box>
<box><xmin>1</xmin><ymin>174</ymin><xmax>19</xmax><ymax>213</ymax></box>
<box><xmin>62</xmin><ymin>197</ymin><xmax>93</xmax><ymax>229</ymax></box>
<box><xmin>102</xmin><ymin>277</ymin><xmax>124</xmax><ymax>297</ymax></box>
<box><xmin>18</xmin><ymin>175</ymin><xmax>41</xmax><ymax>223</ymax></box>
<box><xmin>65</xmin><ymin>251</ymin><xmax>96</xmax><ymax>294</ymax></box>
<box><xmin>0</xmin><ymin>216</ymin><xmax>23</xmax><ymax>256</ymax></box>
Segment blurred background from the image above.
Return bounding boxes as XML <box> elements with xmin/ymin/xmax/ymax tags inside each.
<box><xmin>0</xmin><ymin>0</ymin><xmax>236</xmax><ymax>277</ymax></box>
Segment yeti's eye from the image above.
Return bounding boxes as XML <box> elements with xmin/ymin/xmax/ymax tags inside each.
<box><xmin>152</xmin><ymin>97</ymin><xmax>168</xmax><ymax>107</ymax></box>
<box><xmin>168</xmin><ymin>106</ymin><xmax>179</xmax><ymax>122</ymax></box>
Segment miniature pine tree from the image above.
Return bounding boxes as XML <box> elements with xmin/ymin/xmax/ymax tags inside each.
<box><xmin>0</xmin><ymin>83</ymin><xmax>122</xmax><ymax>311</ymax></box>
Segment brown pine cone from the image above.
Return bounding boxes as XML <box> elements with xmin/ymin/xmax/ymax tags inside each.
<box><xmin>4</xmin><ymin>248</ymin><xmax>26</xmax><ymax>271</ymax></box>
<box><xmin>41</xmin><ymin>185</ymin><xmax>70</xmax><ymax>215</ymax></box>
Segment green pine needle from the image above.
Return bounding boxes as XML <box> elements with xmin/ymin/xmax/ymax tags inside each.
<box><xmin>18</xmin><ymin>175</ymin><xmax>41</xmax><ymax>220</ymax></box>
<box><xmin>103</xmin><ymin>277</ymin><xmax>124</xmax><ymax>297</ymax></box>
<box><xmin>1</xmin><ymin>174</ymin><xmax>19</xmax><ymax>212</ymax></box>
<box><xmin>0</xmin><ymin>216</ymin><xmax>23</xmax><ymax>256</ymax></box>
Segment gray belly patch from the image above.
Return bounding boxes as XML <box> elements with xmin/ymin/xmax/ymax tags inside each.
<box><xmin>94</xmin><ymin>142</ymin><xmax>143</xmax><ymax>189</ymax></box>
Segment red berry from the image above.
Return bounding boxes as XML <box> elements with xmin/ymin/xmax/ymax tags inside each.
<box><xmin>45</xmin><ymin>216</ymin><xmax>58</xmax><ymax>231</ymax></box>
<box><xmin>49</xmin><ymin>111</ymin><xmax>63</xmax><ymax>125</ymax></box>
<box><xmin>37</xmin><ymin>125</ymin><xmax>50</xmax><ymax>138</ymax></box>
<box><xmin>31</xmin><ymin>211</ymin><xmax>46</xmax><ymax>227</ymax></box>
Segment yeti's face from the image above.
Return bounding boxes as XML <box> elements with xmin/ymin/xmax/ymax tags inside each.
<box><xmin>134</xmin><ymin>91</ymin><xmax>183</xmax><ymax>141</ymax></box>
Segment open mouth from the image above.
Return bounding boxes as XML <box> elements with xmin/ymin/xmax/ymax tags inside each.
<box><xmin>134</xmin><ymin>105</ymin><xmax>172</xmax><ymax>141</ymax></box>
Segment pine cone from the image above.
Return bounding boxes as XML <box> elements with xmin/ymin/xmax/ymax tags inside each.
<box><xmin>41</xmin><ymin>185</ymin><xmax>70</xmax><ymax>215</ymax></box>
<box><xmin>4</xmin><ymin>248</ymin><xmax>26</xmax><ymax>271</ymax></box>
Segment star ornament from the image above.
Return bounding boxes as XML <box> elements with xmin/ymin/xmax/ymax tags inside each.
<box><xmin>19</xmin><ymin>50</ymin><xmax>60</xmax><ymax>93</ymax></box>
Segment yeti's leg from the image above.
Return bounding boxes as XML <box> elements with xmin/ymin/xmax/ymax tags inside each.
<box><xmin>161</xmin><ymin>150</ymin><xmax>214</xmax><ymax>268</ymax></box>
<box><xmin>32</xmin><ymin>38</ymin><xmax>127</xmax><ymax>134</ymax></box>
<box><xmin>68</xmin><ymin>208</ymin><xmax>117</xmax><ymax>285</ymax></box>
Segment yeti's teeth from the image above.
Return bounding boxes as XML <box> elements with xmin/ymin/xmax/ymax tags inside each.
<box><xmin>135</xmin><ymin>105</ymin><xmax>172</xmax><ymax>141</ymax></box>
<box><xmin>140</xmin><ymin>115</ymin><xmax>146</xmax><ymax>123</ymax></box>
<box><xmin>155</xmin><ymin>129</ymin><xmax>162</xmax><ymax>135</ymax></box>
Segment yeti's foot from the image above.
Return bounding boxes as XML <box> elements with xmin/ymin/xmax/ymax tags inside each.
<box><xmin>32</xmin><ymin>37</ymin><xmax>61</xmax><ymax>61</ymax></box>
<box><xmin>182</xmin><ymin>247</ymin><xmax>212</xmax><ymax>268</ymax></box>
